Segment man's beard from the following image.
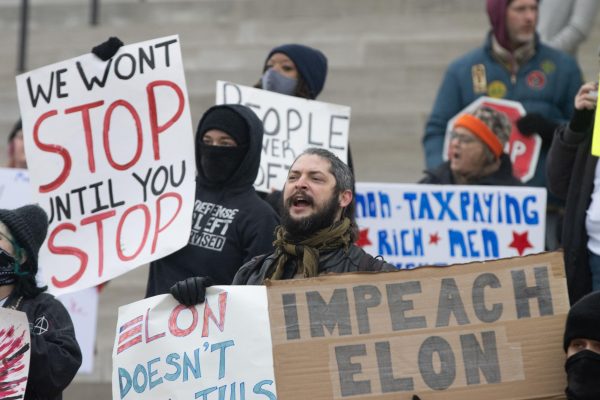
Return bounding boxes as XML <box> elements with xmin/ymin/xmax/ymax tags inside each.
<box><xmin>281</xmin><ymin>191</ymin><xmax>341</xmax><ymax>239</ymax></box>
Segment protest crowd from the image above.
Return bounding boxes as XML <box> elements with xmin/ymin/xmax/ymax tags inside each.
<box><xmin>2</xmin><ymin>0</ymin><xmax>600</xmax><ymax>399</ymax></box>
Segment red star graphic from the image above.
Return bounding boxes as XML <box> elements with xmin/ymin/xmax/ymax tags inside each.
<box><xmin>508</xmin><ymin>231</ymin><xmax>533</xmax><ymax>256</ymax></box>
<box><xmin>356</xmin><ymin>228</ymin><xmax>372</xmax><ymax>247</ymax></box>
<box><xmin>429</xmin><ymin>232</ymin><xmax>441</xmax><ymax>245</ymax></box>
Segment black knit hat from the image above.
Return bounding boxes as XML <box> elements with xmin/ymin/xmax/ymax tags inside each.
<box><xmin>196</xmin><ymin>106</ymin><xmax>249</xmax><ymax>146</ymax></box>
<box><xmin>0</xmin><ymin>205</ymin><xmax>48</xmax><ymax>274</ymax></box>
<box><xmin>563</xmin><ymin>290</ymin><xmax>600</xmax><ymax>351</ymax></box>
<box><xmin>266</xmin><ymin>44</ymin><xmax>328</xmax><ymax>99</ymax></box>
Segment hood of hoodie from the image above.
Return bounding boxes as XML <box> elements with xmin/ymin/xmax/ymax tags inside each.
<box><xmin>195</xmin><ymin>104</ymin><xmax>263</xmax><ymax>191</ymax></box>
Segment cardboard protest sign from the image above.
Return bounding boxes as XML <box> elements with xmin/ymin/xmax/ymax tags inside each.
<box><xmin>216</xmin><ymin>81</ymin><xmax>350</xmax><ymax>192</ymax></box>
<box><xmin>0</xmin><ymin>308</ymin><xmax>31</xmax><ymax>399</ymax></box>
<box><xmin>442</xmin><ymin>97</ymin><xmax>541</xmax><ymax>183</ymax></box>
<box><xmin>15</xmin><ymin>35</ymin><xmax>196</xmax><ymax>295</ymax></box>
<box><xmin>355</xmin><ymin>183</ymin><xmax>546</xmax><ymax>269</ymax></box>
<box><xmin>112</xmin><ymin>287</ymin><xmax>276</xmax><ymax>400</ymax></box>
<box><xmin>267</xmin><ymin>252</ymin><xmax>569</xmax><ymax>400</ymax></box>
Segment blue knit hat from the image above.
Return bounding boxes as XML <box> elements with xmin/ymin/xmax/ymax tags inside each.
<box><xmin>266</xmin><ymin>44</ymin><xmax>328</xmax><ymax>99</ymax></box>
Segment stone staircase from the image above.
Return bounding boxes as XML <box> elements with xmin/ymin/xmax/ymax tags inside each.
<box><xmin>0</xmin><ymin>1</ymin><xmax>599</xmax><ymax>399</ymax></box>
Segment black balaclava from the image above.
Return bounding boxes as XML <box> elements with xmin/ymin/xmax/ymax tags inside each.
<box><xmin>196</xmin><ymin>107</ymin><xmax>250</xmax><ymax>185</ymax></box>
<box><xmin>563</xmin><ymin>290</ymin><xmax>600</xmax><ymax>400</ymax></box>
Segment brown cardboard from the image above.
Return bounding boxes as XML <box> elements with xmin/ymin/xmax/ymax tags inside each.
<box><xmin>266</xmin><ymin>252</ymin><xmax>569</xmax><ymax>400</ymax></box>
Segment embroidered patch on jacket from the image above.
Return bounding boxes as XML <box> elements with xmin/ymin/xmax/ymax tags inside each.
<box><xmin>472</xmin><ymin>64</ymin><xmax>487</xmax><ymax>93</ymax></box>
<box><xmin>487</xmin><ymin>80</ymin><xmax>507</xmax><ymax>98</ymax></box>
<box><xmin>541</xmin><ymin>60</ymin><xmax>556</xmax><ymax>74</ymax></box>
<box><xmin>526</xmin><ymin>70</ymin><xmax>546</xmax><ymax>90</ymax></box>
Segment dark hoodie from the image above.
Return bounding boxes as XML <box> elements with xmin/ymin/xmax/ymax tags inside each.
<box><xmin>146</xmin><ymin>105</ymin><xmax>279</xmax><ymax>296</ymax></box>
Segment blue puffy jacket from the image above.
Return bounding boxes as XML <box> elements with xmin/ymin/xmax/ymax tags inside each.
<box><xmin>423</xmin><ymin>33</ymin><xmax>582</xmax><ymax>190</ymax></box>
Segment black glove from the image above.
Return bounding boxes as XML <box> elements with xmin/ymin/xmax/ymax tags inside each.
<box><xmin>412</xmin><ymin>396</ymin><xmax>421</xmax><ymax>400</ymax></box>
<box><xmin>170</xmin><ymin>276</ymin><xmax>212</xmax><ymax>306</ymax></box>
<box><xmin>92</xmin><ymin>37</ymin><xmax>124</xmax><ymax>61</ymax></box>
<box><xmin>569</xmin><ymin>108</ymin><xmax>595</xmax><ymax>133</ymax></box>
<box><xmin>516</xmin><ymin>113</ymin><xmax>559</xmax><ymax>147</ymax></box>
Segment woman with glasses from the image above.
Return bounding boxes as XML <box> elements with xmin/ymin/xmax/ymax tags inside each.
<box><xmin>420</xmin><ymin>106</ymin><xmax>520</xmax><ymax>186</ymax></box>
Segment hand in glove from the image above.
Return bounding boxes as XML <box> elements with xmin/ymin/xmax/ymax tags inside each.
<box><xmin>516</xmin><ymin>113</ymin><xmax>559</xmax><ymax>146</ymax></box>
<box><xmin>412</xmin><ymin>396</ymin><xmax>421</xmax><ymax>400</ymax></box>
<box><xmin>170</xmin><ymin>276</ymin><xmax>213</xmax><ymax>306</ymax></box>
<box><xmin>92</xmin><ymin>37</ymin><xmax>124</xmax><ymax>61</ymax></box>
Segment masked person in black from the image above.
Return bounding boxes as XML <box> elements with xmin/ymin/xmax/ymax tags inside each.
<box><xmin>0</xmin><ymin>204</ymin><xmax>81</xmax><ymax>399</ymax></box>
<box><xmin>145</xmin><ymin>105</ymin><xmax>279</xmax><ymax>296</ymax></box>
<box><xmin>563</xmin><ymin>290</ymin><xmax>600</xmax><ymax>400</ymax></box>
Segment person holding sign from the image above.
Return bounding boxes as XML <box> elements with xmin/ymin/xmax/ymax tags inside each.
<box><xmin>170</xmin><ymin>148</ymin><xmax>396</xmax><ymax>305</ymax></box>
<box><xmin>0</xmin><ymin>204</ymin><xmax>81</xmax><ymax>399</ymax></box>
<box><xmin>423</xmin><ymin>0</ymin><xmax>581</xmax><ymax>191</ymax></box>
<box><xmin>563</xmin><ymin>290</ymin><xmax>600</xmax><ymax>399</ymax></box>
<box><xmin>547</xmin><ymin>81</ymin><xmax>600</xmax><ymax>304</ymax></box>
<box><xmin>421</xmin><ymin>106</ymin><xmax>521</xmax><ymax>186</ymax></box>
<box><xmin>146</xmin><ymin>104</ymin><xmax>279</xmax><ymax>297</ymax></box>
<box><xmin>255</xmin><ymin>44</ymin><xmax>355</xmax><ymax>213</ymax></box>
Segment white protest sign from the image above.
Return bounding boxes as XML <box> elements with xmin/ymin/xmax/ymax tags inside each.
<box><xmin>15</xmin><ymin>35</ymin><xmax>196</xmax><ymax>295</ymax></box>
<box><xmin>216</xmin><ymin>81</ymin><xmax>350</xmax><ymax>192</ymax></box>
<box><xmin>0</xmin><ymin>168</ymin><xmax>99</xmax><ymax>374</ymax></box>
<box><xmin>355</xmin><ymin>183</ymin><xmax>546</xmax><ymax>269</ymax></box>
<box><xmin>112</xmin><ymin>287</ymin><xmax>276</xmax><ymax>400</ymax></box>
<box><xmin>0</xmin><ymin>168</ymin><xmax>33</xmax><ymax>209</ymax></box>
<box><xmin>442</xmin><ymin>97</ymin><xmax>542</xmax><ymax>183</ymax></box>
<box><xmin>57</xmin><ymin>287</ymin><xmax>98</xmax><ymax>374</ymax></box>
<box><xmin>0</xmin><ymin>308</ymin><xmax>31</xmax><ymax>398</ymax></box>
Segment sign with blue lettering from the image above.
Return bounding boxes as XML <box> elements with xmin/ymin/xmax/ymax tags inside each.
<box><xmin>355</xmin><ymin>183</ymin><xmax>546</xmax><ymax>268</ymax></box>
<box><xmin>266</xmin><ymin>252</ymin><xmax>569</xmax><ymax>400</ymax></box>
<box><xmin>112</xmin><ymin>287</ymin><xmax>276</xmax><ymax>400</ymax></box>
<box><xmin>215</xmin><ymin>81</ymin><xmax>350</xmax><ymax>193</ymax></box>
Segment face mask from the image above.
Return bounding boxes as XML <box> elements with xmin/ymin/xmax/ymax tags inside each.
<box><xmin>565</xmin><ymin>350</ymin><xmax>600</xmax><ymax>400</ymax></box>
<box><xmin>199</xmin><ymin>144</ymin><xmax>248</xmax><ymax>184</ymax></box>
<box><xmin>0</xmin><ymin>248</ymin><xmax>17</xmax><ymax>286</ymax></box>
<box><xmin>261</xmin><ymin>68</ymin><xmax>297</xmax><ymax>96</ymax></box>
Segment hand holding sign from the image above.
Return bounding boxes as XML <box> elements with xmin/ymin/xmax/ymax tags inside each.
<box><xmin>16</xmin><ymin>35</ymin><xmax>196</xmax><ymax>295</ymax></box>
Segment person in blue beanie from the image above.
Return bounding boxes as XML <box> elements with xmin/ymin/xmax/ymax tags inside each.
<box><xmin>256</xmin><ymin>43</ymin><xmax>328</xmax><ymax>100</ymax></box>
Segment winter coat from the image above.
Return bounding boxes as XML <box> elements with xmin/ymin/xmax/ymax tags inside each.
<box><xmin>538</xmin><ymin>0</ymin><xmax>599</xmax><ymax>55</ymax></box>
<box><xmin>420</xmin><ymin>154</ymin><xmax>522</xmax><ymax>186</ymax></box>
<box><xmin>232</xmin><ymin>244</ymin><xmax>397</xmax><ymax>285</ymax></box>
<box><xmin>546</xmin><ymin>123</ymin><xmax>596</xmax><ymax>304</ymax></box>
<box><xmin>146</xmin><ymin>104</ymin><xmax>279</xmax><ymax>296</ymax></box>
<box><xmin>3</xmin><ymin>292</ymin><xmax>82</xmax><ymax>400</ymax></box>
<box><xmin>423</xmin><ymin>33</ymin><xmax>582</xmax><ymax>189</ymax></box>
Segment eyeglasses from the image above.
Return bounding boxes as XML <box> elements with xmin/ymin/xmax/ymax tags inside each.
<box><xmin>450</xmin><ymin>131</ymin><xmax>478</xmax><ymax>145</ymax></box>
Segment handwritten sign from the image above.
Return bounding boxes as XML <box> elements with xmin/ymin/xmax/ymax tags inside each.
<box><xmin>442</xmin><ymin>97</ymin><xmax>541</xmax><ymax>183</ymax></box>
<box><xmin>0</xmin><ymin>308</ymin><xmax>31</xmax><ymax>399</ymax></box>
<box><xmin>15</xmin><ymin>35</ymin><xmax>196</xmax><ymax>295</ymax></box>
<box><xmin>112</xmin><ymin>287</ymin><xmax>276</xmax><ymax>400</ymax></box>
<box><xmin>355</xmin><ymin>183</ymin><xmax>546</xmax><ymax>269</ymax></box>
<box><xmin>216</xmin><ymin>81</ymin><xmax>350</xmax><ymax>192</ymax></box>
<box><xmin>267</xmin><ymin>252</ymin><xmax>569</xmax><ymax>400</ymax></box>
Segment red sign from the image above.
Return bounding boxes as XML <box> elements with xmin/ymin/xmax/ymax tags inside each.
<box><xmin>444</xmin><ymin>97</ymin><xmax>541</xmax><ymax>183</ymax></box>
